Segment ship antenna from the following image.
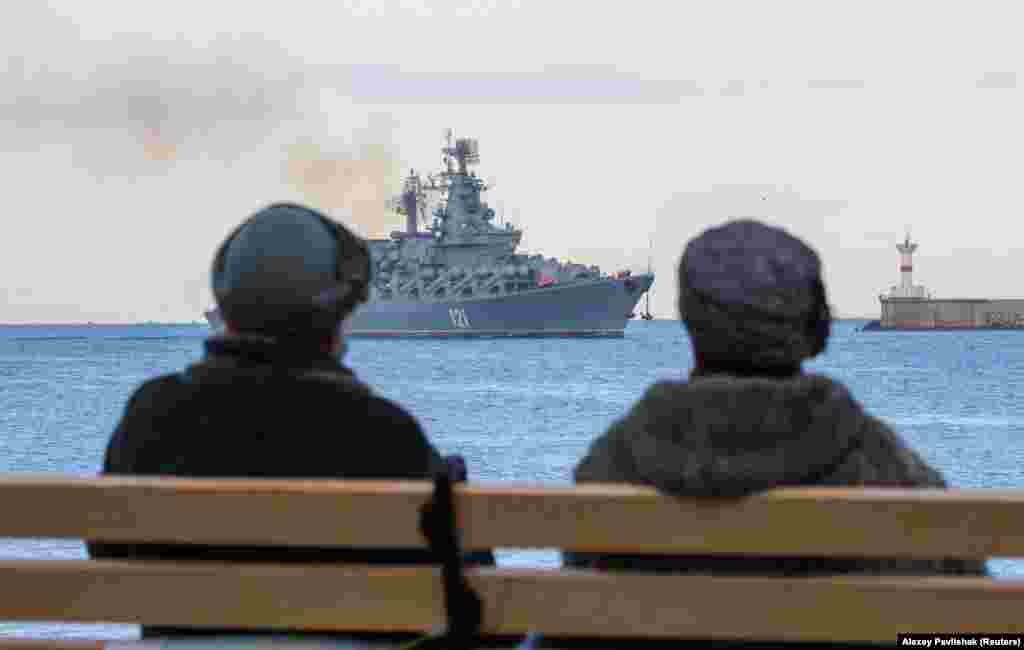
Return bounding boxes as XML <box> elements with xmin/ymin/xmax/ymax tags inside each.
<box><xmin>443</xmin><ymin>128</ymin><xmax>455</xmax><ymax>176</ymax></box>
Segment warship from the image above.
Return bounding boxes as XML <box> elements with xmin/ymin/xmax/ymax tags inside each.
<box><xmin>205</xmin><ymin>131</ymin><xmax>654</xmax><ymax>337</ymax></box>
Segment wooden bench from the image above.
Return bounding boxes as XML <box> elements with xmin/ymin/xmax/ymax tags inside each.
<box><xmin>0</xmin><ymin>473</ymin><xmax>1022</xmax><ymax>649</ymax></box>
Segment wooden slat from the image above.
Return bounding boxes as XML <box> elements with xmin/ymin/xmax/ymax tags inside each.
<box><xmin>462</xmin><ymin>483</ymin><xmax>1024</xmax><ymax>559</ymax></box>
<box><xmin>0</xmin><ymin>560</ymin><xmax>1021</xmax><ymax>642</ymax></box>
<box><xmin>0</xmin><ymin>475</ymin><xmax>429</xmax><ymax>549</ymax></box>
<box><xmin>2</xmin><ymin>475</ymin><xmax>1024</xmax><ymax>558</ymax></box>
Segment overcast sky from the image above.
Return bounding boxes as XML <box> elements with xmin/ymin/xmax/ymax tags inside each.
<box><xmin>2</xmin><ymin>0</ymin><xmax>1021</xmax><ymax>321</ymax></box>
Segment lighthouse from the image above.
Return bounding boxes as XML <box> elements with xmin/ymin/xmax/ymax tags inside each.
<box><xmin>889</xmin><ymin>233</ymin><xmax>927</xmax><ymax>299</ymax></box>
<box><xmin>897</xmin><ymin>234</ymin><xmax>917</xmax><ymax>291</ymax></box>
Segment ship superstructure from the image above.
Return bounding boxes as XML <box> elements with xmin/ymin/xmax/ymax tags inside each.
<box><xmin>206</xmin><ymin>130</ymin><xmax>653</xmax><ymax>337</ymax></box>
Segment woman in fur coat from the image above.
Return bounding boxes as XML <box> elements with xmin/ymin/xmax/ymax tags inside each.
<box><xmin>567</xmin><ymin>219</ymin><xmax>986</xmax><ymax>579</ymax></box>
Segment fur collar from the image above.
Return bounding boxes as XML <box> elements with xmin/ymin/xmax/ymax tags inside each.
<box><xmin>576</xmin><ymin>373</ymin><xmax>871</xmax><ymax>496</ymax></box>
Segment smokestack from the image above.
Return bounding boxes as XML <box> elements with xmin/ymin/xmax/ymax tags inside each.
<box><xmin>401</xmin><ymin>170</ymin><xmax>419</xmax><ymax>236</ymax></box>
<box><xmin>406</xmin><ymin>203</ymin><xmax>417</xmax><ymax>235</ymax></box>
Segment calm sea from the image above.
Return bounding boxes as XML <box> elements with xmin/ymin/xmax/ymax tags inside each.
<box><xmin>2</xmin><ymin>319</ymin><xmax>1023</xmax><ymax>639</ymax></box>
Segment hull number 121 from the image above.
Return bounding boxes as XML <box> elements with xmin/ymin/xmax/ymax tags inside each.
<box><xmin>449</xmin><ymin>307</ymin><xmax>472</xmax><ymax>329</ymax></box>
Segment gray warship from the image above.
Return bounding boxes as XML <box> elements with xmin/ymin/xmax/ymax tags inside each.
<box><xmin>205</xmin><ymin>131</ymin><xmax>654</xmax><ymax>337</ymax></box>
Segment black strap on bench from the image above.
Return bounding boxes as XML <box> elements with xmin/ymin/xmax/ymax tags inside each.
<box><xmin>418</xmin><ymin>470</ymin><xmax>483</xmax><ymax>649</ymax></box>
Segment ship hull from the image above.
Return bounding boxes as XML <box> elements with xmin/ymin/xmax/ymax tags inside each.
<box><xmin>865</xmin><ymin>298</ymin><xmax>1024</xmax><ymax>331</ymax></box>
<box><xmin>205</xmin><ymin>274</ymin><xmax>653</xmax><ymax>338</ymax></box>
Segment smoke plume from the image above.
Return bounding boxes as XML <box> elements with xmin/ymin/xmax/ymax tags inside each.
<box><xmin>284</xmin><ymin>139</ymin><xmax>403</xmax><ymax>238</ymax></box>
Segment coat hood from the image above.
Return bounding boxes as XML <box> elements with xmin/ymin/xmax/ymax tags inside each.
<box><xmin>575</xmin><ymin>372</ymin><xmax>943</xmax><ymax>496</ymax></box>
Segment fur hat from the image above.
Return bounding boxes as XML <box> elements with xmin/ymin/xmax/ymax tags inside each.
<box><xmin>678</xmin><ymin>219</ymin><xmax>831</xmax><ymax>369</ymax></box>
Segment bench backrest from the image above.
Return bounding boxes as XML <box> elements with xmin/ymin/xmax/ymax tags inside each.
<box><xmin>0</xmin><ymin>474</ymin><xmax>1022</xmax><ymax>644</ymax></box>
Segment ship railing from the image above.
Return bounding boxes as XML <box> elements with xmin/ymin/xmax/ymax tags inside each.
<box><xmin>443</xmin><ymin>272</ymin><xmax>482</xmax><ymax>299</ymax></box>
<box><xmin>0</xmin><ymin>475</ymin><xmax>1019</xmax><ymax>648</ymax></box>
<box><xmin>418</xmin><ymin>273</ymin><xmax>451</xmax><ymax>298</ymax></box>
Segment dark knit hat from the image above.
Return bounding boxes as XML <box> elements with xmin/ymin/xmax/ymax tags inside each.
<box><xmin>211</xmin><ymin>203</ymin><xmax>371</xmax><ymax>338</ymax></box>
<box><xmin>678</xmin><ymin>219</ymin><xmax>830</xmax><ymax>369</ymax></box>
